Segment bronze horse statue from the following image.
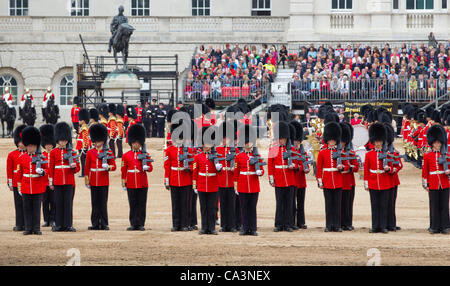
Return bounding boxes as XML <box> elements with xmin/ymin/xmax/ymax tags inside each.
<box><xmin>111</xmin><ymin>23</ymin><xmax>135</xmax><ymax>72</ymax></box>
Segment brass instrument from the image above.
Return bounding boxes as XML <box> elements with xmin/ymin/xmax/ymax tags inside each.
<box><xmin>307</xmin><ymin>117</ymin><xmax>324</xmax><ymax>161</ymax></box>
<box><xmin>163</xmin><ymin>124</ymin><xmax>169</xmax><ymax>152</ymax></box>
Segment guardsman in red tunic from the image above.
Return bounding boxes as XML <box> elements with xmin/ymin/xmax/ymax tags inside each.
<box><xmin>121</xmin><ymin>124</ymin><xmax>153</xmax><ymax>231</ymax></box>
<box><xmin>49</xmin><ymin>122</ymin><xmax>80</xmax><ymax>232</ymax></box>
<box><xmin>290</xmin><ymin>121</ymin><xmax>310</xmax><ymax>230</ymax></box>
<box><xmin>116</xmin><ymin>105</ymin><xmax>125</xmax><ymax>158</ymax></box>
<box><xmin>165</xmin><ymin>110</ymin><xmax>178</xmax><ymax>150</ymax></box>
<box><xmin>16</xmin><ymin>127</ymin><xmax>48</xmax><ymax>235</ymax></box>
<box><xmin>135</xmin><ymin>102</ymin><xmax>143</xmax><ymax>123</ymax></box>
<box><xmin>340</xmin><ymin>122</ymin><xmax>359</xmax><ymax>231</ymax></box>
<box><xmin>193</xmin><ymin>126</ymin><xmax>222</xmax><ymax>235</ymax></box>
<box><xmin>71</xmin><ymin>96</ymin><xmax>81</xmax><ymax>134</ymax></box>
<box><xmin>317</xmin><ymin>121</ymin><xmax>349</xmax><ymax>232</ymax></box>
<box><xmin>108</xmin><ymin>103</ymin><xmax>118</xmax><ymax>157</ymax></box>
<box><xmin>7</xmin><ymin>125</ymin><xmax>27</xmax><ymax>231</ymax></box>
<box><xmin>268</xmin><ymin>121</ymin><xmax>296</xmax><ymax>232</ymax></box>
<box><xmin>85</xmin><ymin>124</ymin><xmax>116</xmax><ymax>231</ymax></box>
<box><xmin>126</xmin><ymin>108</ymin><xmax>137</xmax><ymax>144</ymax></box>
<box><xmin>40</xmin><ymin>124</ymin><xmax>56</xmax><ymax>228</ymax></box>
<box><xmin>98</xmin><ymin>104</ymin><xmax>109</xmax><ymax>128</ymax></box>
<box><xmin>234</xmin><ymin>124</ymin><xmax>265</xmax><ymax>236</ymax></box>
<box><xmin>76</xmin><ymin>109</ymin><xmax>90</xmax><ymax>177</ymax></box>
<box><xmin>364</xmin><ymin>123</ymin><xmax>393</xmax><ymax>233</ymax></box>
<box><xmin>422</xmin><ymin>125</ymin><xmax>450</xmax><ymax>234</ymax></box>
<box><xmin>164</xmin><ymin>119</ymin><xmax>195</xmax><ymax>232</ymax></box>
<box><xmin>216</xmin><ymin>121</ymin><xmax>239</xmax><ymax>232</ymax></box>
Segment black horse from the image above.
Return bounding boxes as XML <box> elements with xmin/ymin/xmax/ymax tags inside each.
<box><xmin>0</xmin><ymin>99</ymin><xmax>16</xmax><ymax>138</ymax></box>
<box><xmin>21</xmin><ymin>98</ymin><xmax>36</xmax><ymax>126</ymax></box>
<box><xmin>43</xmin><ymin>97</ymin><xmax>59</xmax><ymax>124</ymax></box>
<box><xmin>112</xmin><ymin>23</ymin><xmax>135</xmax><ymax>72</ymax></box>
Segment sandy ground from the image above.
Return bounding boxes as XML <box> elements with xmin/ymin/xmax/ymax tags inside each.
<box><xmin>0</xmin><ymin>137</ymin><xmax>449</xmax><ymax>266</ymax></box>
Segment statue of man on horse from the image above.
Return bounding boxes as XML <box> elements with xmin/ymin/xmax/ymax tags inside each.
<box><xmin>107</xmin><ymin>5</ymin><xmax>135</xmax><ymax>72</ymax></box>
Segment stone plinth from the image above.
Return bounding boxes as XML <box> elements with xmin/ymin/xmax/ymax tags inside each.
<box><xmin>101</xmin><ymin>72</ymin><xmax>142</xmax><ymax>104</ymax></box>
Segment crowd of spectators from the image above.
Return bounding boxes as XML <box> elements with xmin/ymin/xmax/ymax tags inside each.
<box><xmin>184</xmin><ymin>43</ymin><xmax>282</xmax><ymax>101</ymax></box>
<box><xmin>291</xmin><ymin>35</ymin><xmax>450</xmax><ymax>101</ymax></box>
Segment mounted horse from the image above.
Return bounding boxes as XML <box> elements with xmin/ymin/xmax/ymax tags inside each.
<box><xmin>21</xmin><ymin>98</ymin><xmax>36</xmax><ymax>126</ymax></box>
<box><xmin>43</xmin><ymin>96</ymin><xmax>59</xmax><ymax>124</ymax></box>
<box><xmin>111</xmin><ymin>23</ymin><xmax>135</xmax><ymax>72</ymax></box>
<box><xmin>0</xmin><ymin>99</ymin><xmax>16</xmax><ymax>137</ymax></box>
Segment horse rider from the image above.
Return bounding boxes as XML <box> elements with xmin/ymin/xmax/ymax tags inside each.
<box><xmin>107</xmin><ymin>5</ymin><xmax>128</xmax><ymax>54</ymax></box>
<box><xmin>19</xmin><ymin>88</ymin><xmax>34</xmax><ymax>119</ymax></box>
<box><xmin>42</xmin><ymin>86</ymin><xmax>55</xmax><ymax>121</ymax></box>
<box><xmin>2</xmin><ymin>86</ymin><xmax>14</xmax><ymax>108</ymax></box>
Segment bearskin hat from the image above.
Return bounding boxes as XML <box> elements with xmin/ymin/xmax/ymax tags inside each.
<box><xmin>170</xmin><ymin>120</ymin><xmax>185</xmax><ymax>140</ymax></box>
<box><xmin>268</xmin><ymin>104</ymin><xmax>290</xmax><ymax>122</ymax></box>
<box><xmin>220</xmin><ymin>120</ymin><xmax>237</xmax><ymax>141</ymax></box>
<box><xmin>446</xmin><ymin>114</ymin><xmax>450</xmax><ymax>127</ymax></box>
<box><xmin>73</xmin><ymin>96</ymin><xmax>80</xmax><ymax>106</ymax></box>
<box><xmin>367</xmin><ymin>110</ymin><xmax>378</xmax><ymax>123</ymax></box>
<box><xmin>127</xmin><ymin>124</ymin><xmax>146</xmax><ymax>146</ymax></box>
<box><xmin>273</xmin><ymin>121</ymin><xmax>290</xmax><ymax>140</ymax></box>
<box><xmin>54</xmin><ymin>122</ymin><xmax>72</xmax><ymax>143</ymax></box>
<box><xmin>318</xmin><ymin>104</ymin><xmax>334</xmax><ymax>120</ymax></box>
<box><xmin>116</xmin><ymin>105</ymin><xmax>125</xmax><ymax>117</ymax></box>
<box><xmin>324</xmin><ymin>112</ymin><xmax>339</xmax><ymax>124</ymax></box>
<box><xmin>401</xmin><ymin>103</ymin><xmax>413</xmax><ymax>116</ymax></box>
<box><xmin>98</xmin><ymin>104</ymin><xmax>109</xmax><ymax>118</ymax></box>
<box><xmin>78</xmin><ymin>108</ymin><xmax>90</xmax><ymax>123</ymax></box>
<box><xmin>360</xmin><ymin>104</ymin><xmax>373</xmax><ymax>118</ymax></box>
<box><xmin>238</xmin><ymin>124</ymin><xmax>256</xmax><ymax>145</ymax></box>
<box><xmin>128</xmin><ymin>106</ymin><xmax>137</xmax><ymax>120</ymax></box>
<box><xmin>384</xmin><ymin>124</ymin><xmax>395</xmax><ymax>146</ymax></box>
<box><xmin>39</xmin><ymin>124</ymin><xmax>55</xmax><ymax>148</ymax></box>
<box><xmin>201</xmin><ymin>126</ymin><xmax>217</xmax><ymax>146</ymax></box>
<box><xmin>22</xmin><ymin>126</ymin><xmax>41</xmax><ymax>147</ymax></box>
<box><xmin>369</xmin><ymin>123</ymin><xmax>387</xmax><ymax>144</ymax></box>
<box><xmin>432</xmin><ymin>110</ymin><xmax>441</xmax><ymax>124</ymax></box>
<box><xmin>415</xmin><ymin>110</ymin><xmax>427</xmax><ymax>125</ymax></box>
<box><xmin>378</xmin><ymin>111</ymin><xmax>392</xmax><ymax>125</ymax></box>
<box><xmin>340</xmin><ymin>122</ymin><xmax>352</xmax><ymax>144</ymax></box>
<box><xmin>205</xmin><ymin>98</ymin><xmax>216</xmax><ymax>110</ymax></box>
<box><xmin>376</xmin><ymin>107</ymin><xmax>389</xmax><ymax>120</ymax></box>
<box><xmin>108</xmin><ymin>103</ymin><xmax>116</xmax><ymax>116</ymax></box>
<box><xmin>89</xmin><ymin>108</ymin><xmax>99</xmax><ymax>122</ymax></box>
<box><xmin>425</xmin><ymin>106</ymin><xmax>435</xmax><ymax>119</ymax></box>
<box><xmin>167</xmin><ymin>109</ymin><xmax>177</xmax><ymax>123</ymax></box>
<box><xmin>13</xmin><ymin>124</ymin><xmax>27</xmax><ymax>147</ymax></box>
<box><xmin>323</xmin><ymin>121</ymin><xmax>341</xmax><ymax>144</ymax></box>
<box><xmin>290</xmin><ymin>120</ymin><xmax>303</xmax><ymax>143</ymax></box>
<box><xmin>288</xmin><ymin>123</ymin><xmax>296</xmax><ymax>144</ymax></box>
<box><xmin>407</xmin><ymin>107</ymin><xmax>417</xmax><ymax>120</ymax></box>
<box><xmin>89</xmin><ymin>123</ymin><xmax>108</xmax><ymax>143</ymax></box>
<box><xmin>427</xmin><ymin>125</ymin><xmax>447</xmax><ymax>147</ymax></box>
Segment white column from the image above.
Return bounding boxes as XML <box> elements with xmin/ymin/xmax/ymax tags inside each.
<box><xmin>367</xmin><ymin>0</ymin><xmax>393</xmax><ymax>35</ymax></box>
<box><xmin>287</xmin><ymin>0</ymin><xmax>315</xmax><ymax>43</ymax></box>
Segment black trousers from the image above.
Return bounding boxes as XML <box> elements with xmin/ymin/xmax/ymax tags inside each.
<box><xmin>157</xmin><ymin>122</ymin><xmax>165</xmax><ymax>138</ymax></box>
<box><xmin>235</xmin><ymin>194</ymin><xmax>242</xmax><ymax>229</ymax></box>
<box><xmin>170</xmin><ymin>186</ymin><xmax>190</xmax><ymax>229</ymax></box>
<box><xmin>387</xmin><ymin>186</ymin><xmax>398</xmax><ymax>229</ymax></box>
<box><xmin>341</xmin><ymin>186</ymin><xmax>355</xmax><ymax>228</ymax></box>
<box><xmin>109</xmin><ymin>139</ymin><xmax>116</xmax><ymax>158</ymax></box>
<box><xmin>151</xmin><ymin>120</ymin><xmax>158</xmax><ymax>137</ymax></box>
<box><xmin>22</xmin><ymin>193</ymin><xmax>43</xmax><ymax>232</ymax></box>
<box><xmin>219</xmin><ymin>187</ymin><xmax>236</xmax><ymax>230</ymax></box>
<box><xmin>13</xmin><ymin>188</ymin><xmax>24</xmax><ymax>228</ymax></box>
<box><xmin>143</xmin><ymin>119</ymin><xmax>151</xmax><ymax>138</ymax></box>
<box><xmin>323</xmin><ymin>188</ymin><xmax>342</xmax><ymax>230</ymax></box>
<box><xmin>369</xmin><ymin>189</ymin><xmax>390</xmax><ymax>230</ymax></box>
<box><xmin>79</xmin><ymin>150</ymin><xmax>86</xmax><ymax>177</ymax></box>
<box><xmin>90</xmin><ymin>186</ymin><xmax>109</xmax><ymax>227</ymax></box>
<box><xmin>42</xmin><ymin>186</ymin><xmax>56</xmax><ymax>224</ymax></box>
<box><xmin>429</xmin><ymin>188</ymin><xmax>450</xmax><ymax>231</ymax></box>
<box><xmin>127</xmin><ymin>188</ymin><xmax>148</xmax><ymax>228</ymax></box>
<box><xmin>294</xmin><ymin>187</ymin><xmax>306</xmax><ymax>227</ymax></box>
<box><xmin>188</xmin><ymin>187</ymin><xmax>198</xmax><ymax>227</ymax></box>
<box><xmin>54</xmin><ymin>185</ymin><xmax>74</xmax><ymax>229</ymax></box>
<box><xmin>116</xmin><ymin>138</ymin><xmax>123</xmax><ymax>158</ymax></box>
<box><xmin>73</xmin><ymin>122</ymin><xmax>79</xmax><ymax>134</ymax></box>
<box><xmin>239</xmin><ymin>192</ymin><xmax>259</xmax><ymax>233</ymax></box>
<box><xmin>275</xmin><ymin>186</ymin><xmax>294</xmax><ymax>229</ymax></box>
<box><xmin>198</xmin><ymin>192</ymin><xmax>218</xmax><ymax>232</ymax></box>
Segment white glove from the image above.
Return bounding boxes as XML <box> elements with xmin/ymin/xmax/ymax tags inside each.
<box><xmin>36</xmin><ymin>168</ymin><xmax>44</xmax><ymax>175</ymax></box>
<box><xmin>70</xmin><ymin>162</ymin><xmax>77</xmax><ymax>169</ymax></box>
<box><xmin>235</xmin><ymin>189</ymin><xmax>239</xmax><ymax>196</ymax></box>
<box><xmin>18</xmin><ymin>189</ymin><xmax>22</xmax><ymax>196</ymax></box>
<box><xmin>143</xmin><ymin>165</ymin><xmax>150</xmax><ymax>171</ymax></box>
<box><xmin>123</xmin><ymin>186</ymin><xmax>127</xmax><ymax>191</ymax></box>
<box><xmin>102</xmin><ymin>163</ymin><xmax>109</xmax><ymax>170</ymax></box>
<box><xmin>215</xmin><ymin>163</ymin><xmax>223</xmax><ymax>171</ymax></box>
<box><xmin>256</xmin><ymin>170</ymin><xmax>263</xmax><ymax>176</ymax></box>
<box><xmin>364</xmin><ymin>181</ymin><xmax>369</xmax><ymax>190</ymax></box>
<box><xmin>86</xmin><ymin>184</ymin><xmax>91</xmax><ymax>189</ymax></box>
<box><xmin>194</xmin><ymin>188</ymin><xmax>198</xmax><ymax>195</ymax></box>
<box><xmin>317</xmin><ymin>179</ymin><xmax>323</xmax><ymax>189</ymax></box>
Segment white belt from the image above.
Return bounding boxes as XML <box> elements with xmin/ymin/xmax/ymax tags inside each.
<box><xmin>199</xmin><ymin>172</ymin><xmax>216</xmax><ymax>177</ymax></box>
<box><xmin>370</xmin><ymin>169</ymin><xmax>385</xmax><ymax>174</ymax></box>
<box><xmin>222</xmin><ymin>167</ymin><xmax>232</xmax><ymax>171</ymax></box>
<box><xmin>240</xmin><ymin>172</ymin><xmax>256</xmax><ymax>175</ymax></box>
<box><xmin>323</xmin><ymin>168</ymin><xmax>338</xmax><ymax>172</ymax></box>
<box><xmin>275</xmin><ymin>165</ymin><xmax>289</xmax><ymax>169</ymax></box>
<box><xmin>90</xmin><ymin>168</ymin><xmax>107</xmax><ymax>172</ymax></box>
<box><xmin>127</xmin><ymin>169</ymin><xmax>141</xmax><ymax>173</ymax></box>
<box><xmin>23</xmin><ymin>174</ymin><xmax>40</xmax><ymax>178</ymax></box>
<box><xmin>77</xmin><ymin>139</ymin><xmax>83</xmax><ymax>141</ymax></box>
<box><xmin>171</xmin><ymin>167</ymin><xmax>185</xmax><ymax>171</ymax></box>
<box><xmin>13</xmin><ymin>170</ymin><xmax>18</xmax><ymax>173</ymax></box>
<box><xmin>430</xmin><ymin>171</ymin><xmax>445</xmax><ymax>175</ymax></box>
<box><xmin>55</xmin><ymin>165</ymin><xmax>71</xmax><ymax>169</ymax></box>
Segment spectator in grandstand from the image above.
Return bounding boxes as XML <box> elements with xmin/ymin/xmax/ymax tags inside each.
<box><xmin>428</xmin><ymin>32</ymin><xmax>438</xmax><ymax>49</ymax></box>
<box><xmin>278</xmin><ymin>45</ymin><xmax>288</xmax><ymax>69</ymax></box>
<box><xmin>330</xmin><ymin>76</ymin><xmax>341</xmax><ymax>98</ymax></box>
<box><xmin>211</xmin><ymin>76</ymin><xmax>221</xmax><ymax>98</ymax></box>
<box><xmin>340</xmin><ymin>75</ymin><xmax>349</xmax><ymax>98</ymax></box>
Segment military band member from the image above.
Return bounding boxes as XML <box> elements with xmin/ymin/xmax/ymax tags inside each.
<box><xmin>99</xmin><ymin>104</ymin><xmax>109</xmax><ymax>128</ymax></box>
<box><xmin>7</xmin><ymin>125</ymin><xmax>27</xmax><ymax>231</ymax></box>
<box><xmin>317</xmin><ymin>121</ymin><xmax>348</xmax><ymax>232</ymax></box>
<box><xmin>85</xmin><ymin>124</ymin><xmax>117</xmax><ymax>230</ymax></box>
<box><xmin>76</xmin><ymin>109</ymin><xmax>90</xmax><ymax>177</ymax></box>
<box><xmin>126</xmin><ymin>108</ymin><xmax>137</xmax><ymax>144</ymax></box>
<box><xmin>16</xmin><ymin>127</ymin><xmax>48</xmax><ymax>235</ymax></box>
<box><xmin>422</xmin><ymin>125</ymin><xmax>450</xmax><ymax>234</ymax></box>
<box><xmin>2</xmin><ymin>86</ymin><xmax>14</xmax><ymax>108</ymax></box>
<box><xmin>108</xmin><ymin>103</ymin><xmax>118</xmax><ymax>157</ymax></box>
<box><xmin>71</xmin><ymin>97</ymin><xmax>80</xmax><ymax>134</ymax></box>
<box><xmin>49</xmin><ymin>122</ymin><xmax>80</xmax><ymax>232</ymax></box>
<box><xmin>89</xmin><ymin>108</ymin><xmax>99</xmax><ymax>125</ymax></box>
<box><xmin>121</xmin><ymin>124</ymin><xmax>153</xmax><ymax>231</ymax></box>
<box><xmin>116</xmin><ymin>105</ymin><xmax>125</xmax><ymax>158</ymax></box>
<box><xmin>234</xmin><ymin>124</ymin><xmax>264</xmax><ymax>236</ymax></box>
<box><xmin>290</xmin><ymin>120</ymin><xmax>309</xmax><ymax>230</ymax></box>
<box><xmin>40</xmin><ymin>124</ymin><xmax>56</xmax><ymax>228</ymax></box>
<box><xmin>136</xmin><ymin>102</ymin><xmax>143</xmax><ymax>124</ymax></box>
<box><xmin>164</xmin><ymin>118</ymin><xmax>194</xmax><ymax>231</ymax></box>
<box><xmin>269</xmin><ymin>121</ymin><xmax>296</xmax><ymax>232</ymax></box>
<box><xmin>188</xmin><ymin>119</ymin><xmax>199</xmax><ymax>230</ymax></box>
<box><xmin>42</xmin><ymin>86</ymin><xmax>55</xmax><ymax>120</ymax></box>
<box><xmin>364</xmin><ymin>123</ymin><xmax>392</xmax><ymax>233</ymax></box>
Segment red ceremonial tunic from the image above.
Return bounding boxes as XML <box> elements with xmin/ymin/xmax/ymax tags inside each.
<box><xmin>268</xmin><ymin>144</ymin><xmax>296</xmax><ymax>187</ymax></box>
<box><xmin>316</xmin><ymin>146</ymin><xmax>349</xmax><ymax>189</ymax></box>
<box><xmin>7</xmin><ymin>149</ymin><xmax>26</xmax><ymax>188</ymax></box>
<box><xmin>192</xmin><ymin>152</ymin><xmax>219</xmax><ymax>193</ymax></box>
<box><xmin>234</xmin><ymin>150</ymin><xmax>264</xmax><ymax>194</ymax></box>
<box><xmin>216</xmin><ymin>146</ymin><xmax>236</xmax><ymax>188</ymax></box>
<box><xmin>16</xmin><ymin>152</ymin><xmax>48</xmax><ymax>195</ymax></box>
<box><xmin>121</xmin><ymin>150</ymin><xmax>153</xmax><ymax>189</ymax></box>
<box><xmin>422</xmin><ymin>150</ymin><xmax>450</xmax><ymax>190</ymax></box>
<box><xmin>364</xmin><ymin>149</ymin><xmax>394</xmax><ymax>190</ymax></box>
<box><xmin>71</xmin><ymin>107</ymin><xmax>80</xmax><ymax>123</ymax></box>
<box><xmin>341</xmin><ymin>150</ymin><xmax>359</xmax><ymax>190</ymax></box>
<box><xmin>164</xmin><ymin>146</ymin><xmax>194</xmax><ymax>187</ymax></box>
<box><xmin>49</xmin><ymin>147</ymin><xmax>80</xmax><ymax>186</ymax></box>
<box><xmin>85</xmin><ymin>148</ymin><xmax>116</xmax><ymax>187</ymax></box>
<box><xmin>293</xmin><ymin>146</ymin><xmax>307</xmax><ymax>189</ymax></box>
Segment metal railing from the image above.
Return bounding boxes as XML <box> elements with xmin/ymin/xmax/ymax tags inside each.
<box><xmin>289</xmin><ymin>78</ymin><xmax>449</xmax><ymax>102</ymax></box>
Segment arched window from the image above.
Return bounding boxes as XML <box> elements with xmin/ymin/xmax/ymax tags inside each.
<box><xmin>0</xmin><ymin>74</ymin><xmax>18</xmax><ymax>104</ymax></box>
<box><xmin>60</xmin><ymin>74</ymin><xmax>74</xmax><ymax>106</ymax></box>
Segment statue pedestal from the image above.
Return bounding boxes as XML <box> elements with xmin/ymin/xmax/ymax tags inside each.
<box><xmin>101</xmin><ymin>72</ymin><xmax>141</xmax><ymax>104</ymax></box>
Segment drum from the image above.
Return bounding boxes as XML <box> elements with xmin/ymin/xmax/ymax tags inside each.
<box><xmin>352</xmin><ymin>124</ymin><xmax>369</xmax><ymax>149</ymax></box>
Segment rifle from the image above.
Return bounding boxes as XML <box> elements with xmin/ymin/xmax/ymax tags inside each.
<box><xmin>438</xmin><ymin>146</ymin><xmax>450</xmax><ymax>180</ymax></box>
<box><xmin>137</xmin><ymin>143</ymin><xmax>154</xmax><ymax>167</ymax></box>
<box><xmin>63</xmin><ymin>141</ymin><xmax>79</xmax><ymax>166</ymax></box>
<box><xmin>299</xmin><ymin>144</ymin><xmax>314</xmax><ymax>172</ymax></box>
<box><xmin>282</xmin><ymin>140</ymin><xmax>301</xmax><ymax>168</ymax></box>
<box><xmin>208</xmin><ymin>147</ymin><xmax>225</xmax><ymax>168</ymax></box>
<box><xmin>225</xmin><ymin>146</ymin><xmax>241</xmax><ymax>169</ymax></box>
<box><xmin>98</xmin><ymin>141</ymin><xmax>114</xmax><ymax>167</ymax></box>
<box><xmin>178</xmin><ymin>146</ymin><xmax>194</xmax><ymax>170</ymax></box>
<box><xmin>32</xmin><ymin>145</ymin><xmax>48</xmax><ymax>170</ymax></box>
<box><xmin>387</xmin><ymin>144</ymin><xmax>406</xmax><ymax>166</ymax></box>
<box><xmin>249</xmin><ymin>146</ymin><xmax>267</xmax><ymax>171</ymax></box>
